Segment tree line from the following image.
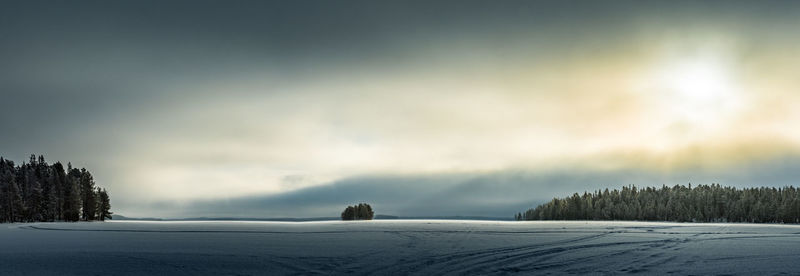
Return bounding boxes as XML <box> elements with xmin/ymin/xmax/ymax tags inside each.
<box><xmin>0</xmin><ymin>155</ymin><xmax>112</xmax><ymax>223</ymax></box>
<box><xmin>341</xmin><ymin>203</ymin><xmax>374</xmax><ymax>220</ymax></box>
<box><xmin>517</xmin><ymin>184</ymin><xmax>800</xmax><ymax>223</ymax></box>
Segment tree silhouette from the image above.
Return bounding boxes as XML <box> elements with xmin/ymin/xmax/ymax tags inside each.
<box><xmin>0</xmin><ymin>155</ymin><xmax>111</xmax><ymax>223</ymax></box>
<box><xmin>97</xmin><ymin>188</ymin><xmax>112</xmax><ymax>221</ymax></box>
<box><xmin>341</xmin><ymin>203</ymin><xmax>374</xmax><ymax>220</ymax></box>
<box><xmin>518</xmin><ymin>184</ymin><xmax>800</xmax><ymax>223</ymax></box>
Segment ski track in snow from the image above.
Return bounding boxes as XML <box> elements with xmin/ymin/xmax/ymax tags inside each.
<box><xmin>2</xmin><ymin>220</ymin><xmax>800</xmax><ymax>275</ymax></box>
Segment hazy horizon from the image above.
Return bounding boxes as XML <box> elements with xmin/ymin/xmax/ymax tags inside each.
<box><xmin>3</xmin><ymin>0</ymin><xmax>800</xmax><ymax>218</ymax></box>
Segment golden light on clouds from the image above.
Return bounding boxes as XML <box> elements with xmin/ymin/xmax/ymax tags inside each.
<box><xmin>73</xmin><ymin>18</ymin><xmax>800</xmax><ymax>208</ymax></box>
<box><xmin>111</xmin><ymin>33</ymin><xmax>800</xmax><ymax>203</ymax></box>
<box><xmin>6</xmin><ymin>1</ymin><xmax>800</xmax><ymax>217</ymax></box>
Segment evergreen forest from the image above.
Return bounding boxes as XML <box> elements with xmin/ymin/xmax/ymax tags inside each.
<box><xmin>0</xmin><ymin>155</ymin><xmax>111</xmax><ymax>222</ymax></box>
<box><xmin>518</xmin><ymin>184</ymin><xmax>800</xmax><ymax>223</ymax></box>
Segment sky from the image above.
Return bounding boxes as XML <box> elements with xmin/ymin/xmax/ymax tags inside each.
<box><xmin>2</xmin><ymin>1</ymin><xmax>800</xmax><ymax>218</ymax></box>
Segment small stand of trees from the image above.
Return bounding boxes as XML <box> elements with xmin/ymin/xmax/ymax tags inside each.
<box><xmin>0</xmin><ymin>155</ymin><xmax>112</xmax><ymax>223</ymax></box>
<box><xmin>341</xmin><ymin>203</ymin><xmax>374</xmax><ymax>220</ymax></box>
<box><xmin>518</xmin><ymin>184</ymin><xmax>800</xmax><ymax>223</ymax></box>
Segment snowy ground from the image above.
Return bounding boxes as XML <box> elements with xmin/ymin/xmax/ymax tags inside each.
<box><xmin>2</xmin><ymin>220</ymin><xmax>800</xmax><ymax>275</ymax></box>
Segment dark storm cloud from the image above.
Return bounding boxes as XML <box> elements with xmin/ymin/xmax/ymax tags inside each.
<box><xmin>2</xmin><ymin>0</ymin><xmax>795</xmax><ymax>137</ymax></box>
<box><xmin>2</xmin><ymin>0</ymin><xmax>568</xmax><ymax>154</ymax></box>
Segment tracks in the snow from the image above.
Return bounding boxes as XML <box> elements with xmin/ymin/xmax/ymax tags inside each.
<box><xmin>17</xmin><ymin>223</ymin><xmax>800</xmax><ymax>275</ymax></box>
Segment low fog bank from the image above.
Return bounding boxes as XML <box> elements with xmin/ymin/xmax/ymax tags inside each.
<box><xmin>130</xmin><ymin>156</ymin><xmax>800</xmax><ymax>219</ymax></box>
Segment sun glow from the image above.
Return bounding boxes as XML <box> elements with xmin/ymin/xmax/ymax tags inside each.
<box><xmin>649</xmin><ymin>54</ymin><xmax>744</xmax><ymax>127</ymax></box>
<box><xmin>668</xmin><ymin>60</ymin><xmax>730</xmax><ymax>105</ymax></box>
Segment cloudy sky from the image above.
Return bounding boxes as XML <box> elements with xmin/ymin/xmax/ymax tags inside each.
<box><xmin>3</xmin><ymin>1</ymin><xmax>800</xmax><ymax>218</ymax></box>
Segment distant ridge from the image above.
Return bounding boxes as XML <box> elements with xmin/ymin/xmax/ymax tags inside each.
<box><xmin>375</xmin><ymin>215</ymin><xmax>514</xmax><ymax>221</ymax></box>
<box><xmin>112</xmin><ymin>214</ymin><xmax>514</xmax><ymax>221</ymax></box>
<box><xmin>112</xmin><ymin>214</ymin><xmax>163</xmax><ymax>221</ymax></box>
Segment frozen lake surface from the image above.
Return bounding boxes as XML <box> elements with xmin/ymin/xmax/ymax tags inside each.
<box><xmin>2</xmin><ymin>220</ymin><xmax>800</xmax><ymax>275</ymax></box>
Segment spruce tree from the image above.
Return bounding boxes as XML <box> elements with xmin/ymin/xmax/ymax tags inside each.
<box><xmin>64</xmin><ymin>166</ymin><xmax>83</xmax><ymax>221</ymax></box>
<box><xmin>79</xmin><ymin>169</ymin><xmax>97</xmax><ymax>221</ymax></box>
<box><xmin>97</xmin><ymin>188</ymin><xmax>112</xmax><ymax>221</ymax></box>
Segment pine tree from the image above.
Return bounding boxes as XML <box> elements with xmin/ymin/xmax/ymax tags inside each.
<box><xmin>52</xmin><ymin>162</ymin><xmax>67</xmax><ymax>221</ymax></box>
<box><xmin>64</xmin><ymin>167</ymin><xmax>82</xmax><ymax>222</ymax></box>
<box><xmin>0</xmin><ymin>158</ymin><xmax>8</xmax><ymax>222</ymax></box>
<box><xmin>5</xmin><ymin>173</ymin><xmax>24</xmax><ymax>222</ymax></box>
<box><xmin>341</xmin><ymin>206</ymin><xmax>355</xmax><ymax>220</ymax></box>
<box><xmin>79</xmin><ymin>169</ymin><xmax>97</xmax><ymax>221</ymax></box>
<box><xmin>97</xmin><ymin>188</ymin><xmax>112</xmax><ymax>221</ymax></box>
